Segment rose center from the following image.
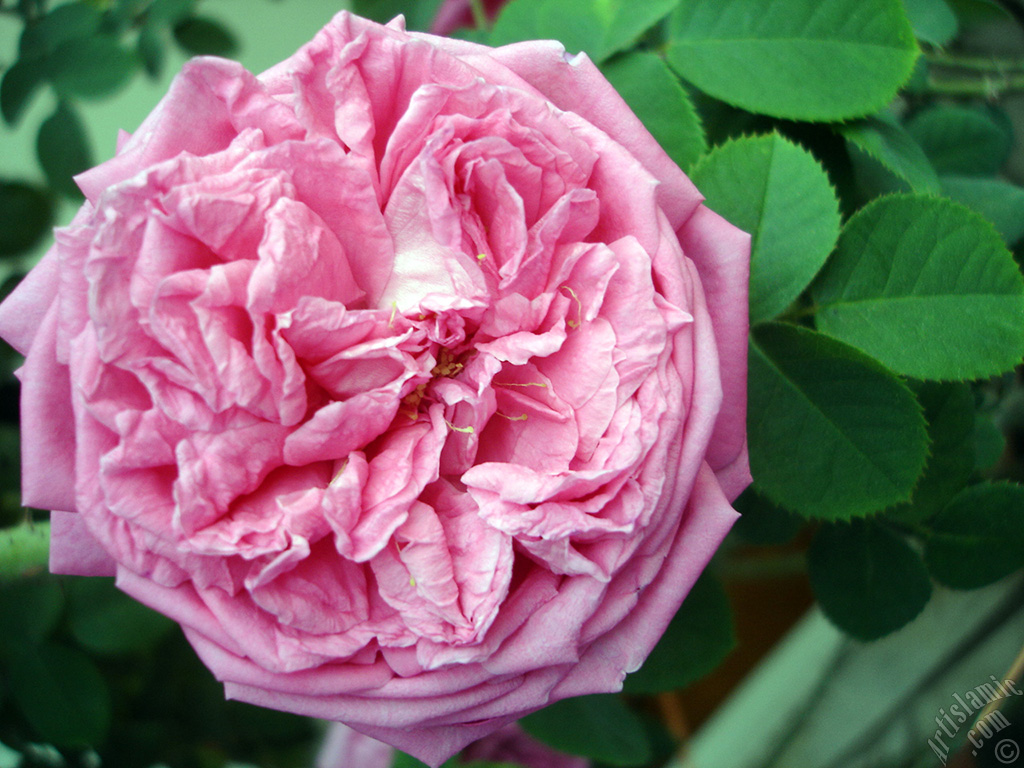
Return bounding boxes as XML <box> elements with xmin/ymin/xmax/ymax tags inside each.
<box><xmin>400</xmin><ymin>346</ymin><xmax>472</xmax><ymax>420</ymax></box>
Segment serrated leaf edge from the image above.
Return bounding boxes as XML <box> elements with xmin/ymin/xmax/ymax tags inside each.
<box><xmin>750</xmin><ymin>322</ymin><xmax>930</xmax><ymax>521</ymax></box>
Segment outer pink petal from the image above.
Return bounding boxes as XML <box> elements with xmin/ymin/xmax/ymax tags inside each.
<box><xmin>116</xmin><ymin>569</ymin><xmax>326</xmax><ymax>673</ymax></box>
<box><xmin>19</xmin><ymin>303</ymin><xmax>76</xmax><ymax>511</ymax></box>
<box><xmin>76</xmin><ymin>58</ymin><xmax>302</xmax><ymax>202</ymax></box>
<box><xmin>222</xmin><ymin>671</ymin><xmax>536</xmax><ymax>730</ymax></box>
<box><xmin>551</xmin><ymin>462</ymin><xmax>738</xmax><ymax>699</ymax></box>
<box><xmin>0</xmin><ymin>245</ymin><xmax>59</xmax><ymax>355</ymax></box>
<box><xmin>49</xmin><ymin>511</ymin><xmax>117</xmax><ymax>576</ymax></box>
<box><xmin>677</xmin><ymin>205</ymin><xmax>752</xmax><ymax>500</ymax></box>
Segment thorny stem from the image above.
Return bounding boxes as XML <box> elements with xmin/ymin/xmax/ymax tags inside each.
<box><xmin>923</xmin><ymin>72</ymin><xmax>1024</xmax><ymax>98</ymax></box>
<box><xmin>922</xmin><ymin>38</ymin><xmax>1024</xmax><ymax>98</ymax></box>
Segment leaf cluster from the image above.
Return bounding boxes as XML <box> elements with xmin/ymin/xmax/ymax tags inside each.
<box><xmin>0</xmin><ymin>563</ymin><xmax>318</xmax><ymax>767</ymax></box>
<box><xmin>0</xmin><ymin>0</ymin><xmax>239</xmax><ymax>262</ymax></box>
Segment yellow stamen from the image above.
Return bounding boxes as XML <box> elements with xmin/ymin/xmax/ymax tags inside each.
<box><xmin>477</xmin><ymin>253</ymin><xmax>487</xmax><ymax>261</ymax></box>
<box><xmin>400</xmin><ymin>384</ymin><xmax>427</xmax><ymax>420</ymax></box>
<box><xmin>494</xmin><ymin>381</ymin><xmax>548</xmax><ymax>389</ymax></box>
<box><xmin>560</xmin><ymin>285</ymin><xmax>583</xmax><ymax>328</ymax></box>
<box><xmin>388</xmin><ymin>301</ymin><xmax>398</xmax><ymax>328</ymax></box>
<box><xmin>431</xmin><ymin>348</ymin><xmax>465</xmax><ymax>378</ymax></box>
<box><xmin>445</xmin><ymin>419</ymin><xmax>475</xmax><ymax>434</ymax></box>
<box><xmin>497</xmin><ymin>412</ymin><xmax>528</xmax><ymax>421</ymax></box>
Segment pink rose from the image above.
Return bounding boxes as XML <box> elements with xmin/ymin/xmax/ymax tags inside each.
<box><xmin>317</xmin><ymin>722</ymin><xmax>588</xmax><ymax>768</ymax></box>
<box><xmin>0</xmin><ymin>11</ymin><xmax>749</xmax><ymax>768</ymax></box>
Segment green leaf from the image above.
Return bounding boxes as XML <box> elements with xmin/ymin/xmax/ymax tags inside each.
<box><xmin>808</xmin><ymin>520</ymin><xmax>932</xmax><ymax>640</ymax></box>
<box><xmin>947</xmin><ymin>0</ymin><xmax>1011</xmax><ymax>23</ymax></box>
<box><xmin>0</xmin><ymin>57</ymin><xmax>47</xmax><ymax>126</ymax></box>
<box><xmin>812</xmin><ymin>194</ymin><xmax>1024</xmax><ymax>380</ymax></box>
<box><xmin>49</xmin><ymin>36</ymin><xmax>137</xmax><ymax>100</ymax></box>
<box><xmin>350</xmin><ymin>0</ymin><xmax>446</xmax><ymax>31</ymax></box>
<box><xmin>902</xmin><ymin>0</ymin><xmax>958</xmax><ymax>46</ymax></box>
<box><xmin>600</xmin><ymin>52</ymin><xmax>706</xmax><ymax>172</ymax></box>
<box><xmin>98</xmin><ymin>1</ymin><xmax>138</xmax><ymax>36</ymax></box>
<box><xmin>67</xmin><ymin>578</ymin><xmax>174</xmax><ymax>656</ymax></box>
<box><xmin>137</xmin><ymin>24</ymin><xmax>166</xmax><ymax>79</ymax></box>
<box><xmin>901</xmin><ymin>54</ymin><xmax>930</xmax><ymax>95</ymax></box>
<box><xmin>974</xmin><ymin>410</ymin><xmax>1005</xmax><ymax>470</ymax></box>
<box><xmin>37</xmin><ymin>101</ymin><xmax>92</xmax><ymax>199</ymax></box>
<box><xmin>924</xmin><ymin>482</ymin><xmax>1024</xmax><ymax>588</ymax></box>
<box><xmin>451</xmin><ymin>27</ymin><xmax>491</xmax><ymax>44</ymax></box>
<box><xmin>906</xmin><ymin>105</ymin><xmax>1012</xmax><ymax>176</ymax></box>
<box><xmin>623</xmin><ymin>571</ymin><xmax>734</xmax><ymax>694</ymax></box>
<box><xmin>0</xmin><ymin>575</ymin><xmax>63</xmax><ymax>649</ymax></box>
<box><xmin>748</xmin><ymin>323</ymin><xmax>928</xmax><ymax>520</ymax></box>
<box><xmin>491</xmin><ymin>0</ymin><xmax>678</xmax><ymax>62</ymax></box>
<box><xmin>666</xmin><ymin>0</ymin><xmax>919</xmax><ymax>121</ymax></box>
<box><xmin>520</xmin><ymin>695</ymin><xmax>652</xmax><ymax>766</ymax></box>
<box><xmin>730</xmin><ymin>486</ymin><xmax>804</xmax><ymax>545</ymax></box>
<box><xmin>172</xmin><ymin>16</ymin><xmax>237</xmax><ymax>57</ymax></box>
<box><xmin>0</xmin><ymin>181</ymin><xmax>53</xmax><ymax>256</ymax></box>
<box><xmin>19</xmin><ymin>3</ymin><xmax>103</xmax><ymax>59</ymax></box>
<box><xmin>145</xmin><ymin>0</ymin><xmax>196</xmax><ymax>25</ymax></box>
<box><xmin>886</xmin><ymin>381</ymin><xmax>975</xmax><ymax>524</ymax></box>
<box><xmin>690</xmin><ymin>133</ymin><xmax>840</xmax><ymax>324</ymax></box>
<box><xmin>846</xmin><ymin>141</ymin><xmax>913</xmax><ymax>204</ymax></box>
<box><xmin>839</xmin><ymin>114</ymin><xmax>939</xmax><ymax>193</ymax></box>
<box><xmin>8</xmin><ymin>642</ymin><xmax>111</xmax><ymax>748</ymax></box>
<box><xmin>940</xmin><ymin>175</ymin><xmax>1024</xmax><ymax>246</ymax></box>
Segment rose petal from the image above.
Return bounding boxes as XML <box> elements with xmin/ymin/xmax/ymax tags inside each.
<box><xmin>676</xmin><ymin>205</ymin><xmax>752</xmax><ymax>499</ymax></box>
<box><xmin>19</xmin><ymin>304</ymin><xmax>76</xmax><ymax>511</ymax></box>
<box><xmin>49</xmin><ymin>511</ymin><xmax>117</xmax><ymax>576</ymax></box>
